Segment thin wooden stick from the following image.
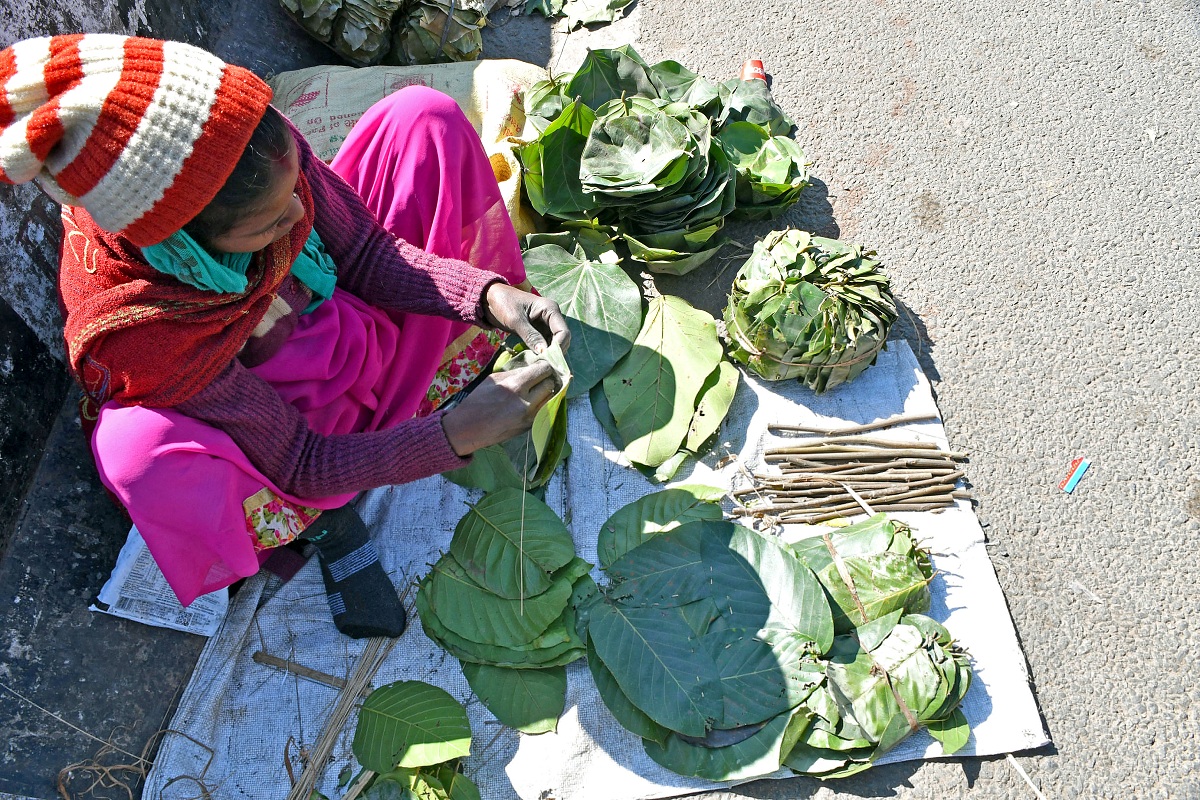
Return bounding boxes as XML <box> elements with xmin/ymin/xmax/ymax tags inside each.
<box><xmin>252</xmin><ymin>651</ymin><xmax>374</xmax><ymax>696</ymax></box>
<box><xmin>765</xmin><ymin>447</ymin><xmax>967</xmax><ymax>460</ymax></box>
<box><xmin>768</xmin><ymin>412</ymin><xmax>939</xmax><ymax>436</ymax></box>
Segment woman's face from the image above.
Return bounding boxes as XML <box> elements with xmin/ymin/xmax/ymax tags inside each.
<box><xmin>206</xmin><ymin>139</ymin><xmax>305</xmax><ymax>254</ymax></box>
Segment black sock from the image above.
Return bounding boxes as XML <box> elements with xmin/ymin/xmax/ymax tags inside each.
<box><xmin>303</xmin><ymin>505</ymin><xmax>407</xmax><ymax>639</ymax></box>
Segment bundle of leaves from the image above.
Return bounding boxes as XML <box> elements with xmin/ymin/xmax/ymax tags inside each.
<box><xmin>351</xmin><ymin>680</ymin><xmax>480</xmax><ymax>798</ymax></box>
<box><xmin>724</xmin><ymin>229</ymin><xmax>898</xmax><ymax>392</ymax></box>
<box><xmin>444</xmin><ymin>342</ymin><xmax>571</xmax><ymax>492</ymax></box>
<box><xmin>389</xmin><ymin>0</ymin><xmax>489</xmax><ymax>65</ymax></box>
<box><xmin>416</xmin><ymin>488</ymin><xmax>594</xmax><ymax>733</ymax></box>
<box><xmin>783</xmin><ymin>611</ymin><xmax>973</xmax><ymax>778</ymax></box>
<box><xmin>788</xmin><ymin>513</ymin><xmax>933</xmax><ymax>633</ymax></box>
<box><xmin>592</xmin><ymin>295</ymin><xmax>739</xmax><ymax>481</ymax></box>
<box><xmin>518</xmin><ymin>45</ymin><xmax>799</xmax><ymax>275</ymax></box>
<box><xmin>583</xmin><ymin>507</ymin><xmax>834</xmax><ymax>781</ymax></box>
<box><xmin>717</xmin><ymin>121</ymin><xmax>811</xmax><ymax>221</ymax></box>
<box><xmin>280</xmin><ymin>0</ymin><xmax>404</xmax><ymax>66</ymax></box>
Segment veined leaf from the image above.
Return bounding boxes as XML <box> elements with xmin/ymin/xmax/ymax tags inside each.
<box><xmin>522</xmin><ymin>241</ymin><xmax>641</xmax><ymax>397</ymax></box>
<box><xmin>643</xmin><ymin>707</ymin><xmax>797</xmax><ymax>781</ymax></box>
<box><xmin>461</xmin><ymin>662</ymin><xmax>567</xmax><ymax>735</ymax></box>
<box><xmin>588</xmin><ymin>600</ymin><xmax>722</xmax><ymax>737</ymax></box>
<box><xmin>603</xmin><ymin>296</ymin><xmax>723</xmax><ymax>467</ymax></box>
<box><xmin>442</xmin><ymin>444</ymin><xmax>524</xmax><ymax>493</ymax></box>
<box><xmin>352</xmin><ymin>681</ymin><xmax>471</xmax><ymax>771</ymax></box>
<box><xmin>685</xmin><ymin>360</ymin><xmax>740</xmax><ymax>453</ymax></box>
<box><xmin>586</xmin><ymin>634</ymin><xmax>671</xmax><ymax>744</ymax></box>
<box><xmin>448</xmin><ymin>488</ymin><xmax>574</xmax><ymax>600</ymax></box>
<box><xmin>596</xmin><ymin>484</ymin><xmax>725</xmax><ymax>569</ymax></box>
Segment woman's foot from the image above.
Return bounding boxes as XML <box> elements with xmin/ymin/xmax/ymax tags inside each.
<box><xmin>303</xmin><ymin>504</ymin><xmax>407</xmax><ymax>639</ymax></box>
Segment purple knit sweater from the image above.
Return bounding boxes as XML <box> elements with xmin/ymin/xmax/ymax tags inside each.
<box><xmin>175</xmin><ymin>128</ymin><xmax>505</xmax><ymax>499</ymax></box>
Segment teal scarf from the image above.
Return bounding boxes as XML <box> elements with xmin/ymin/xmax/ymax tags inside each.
<box><xmin>141</xmin><ymin>227</ymin><xmax>337</xmax><ymax>314</ymax></box>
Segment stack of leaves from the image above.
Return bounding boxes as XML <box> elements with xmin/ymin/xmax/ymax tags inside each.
<box><xmin>783</xmin><ymin>611</ymin><xmax>973</xmax><ymax>778</ymax></box>
<box><xmin>444</xmin><ymin>342</ymin><xmax>571</xmax><ymax>493</ymax></box>
<box><xmin>518</xmin><ymin>45</ymin><xmax>799</xmax><ymax>274</ymax></box>
<box><xmin>523</xmin><ymin>0</ymin><xmax>635</xmax><ymax>28</ymax></box>
<box><xmin>591</xmin><ymin>295</ymin><xmax>739</xmax><ymax>482</ymax></box>
<box><xmin>585</xmin><ymin>506</ymin><xmax>834</xmax><ymax>781</ymax></box>
<box><xmin>724</xmin><ymin>229</ymin><xmax>898</xmax><ymax>392</ymax></box>
<box><xmin>786</xmin><ymin>514</ymin><xmax>934</xmax><ymax>633</ymax></box>
<box><xmin>350</xmin><ymin>679</ymin><xmax>481</xmax><ymax>798</ymax></box>
<box><xmin>717</xmin><ymin>121</ymin><xmax>811</xmax><ymax>221</ymax></box>
<box><xmin>280</xmin><ymin>0</ymin><xmax>404</xmax><ymax>66</ymax></box>
<box><xmin>416</xmin><ymin>488</ymin><xmax>594</xmax><ymax>734</ymax></box>
<box><xmin>389</xmin><ymin>0</ymin><xmax>489</xmax><ymax>65</ymax></box>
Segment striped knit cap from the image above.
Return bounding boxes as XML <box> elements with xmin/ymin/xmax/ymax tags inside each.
<box><xmin>0</xmin><ymin>34</ymin><xmax>273</xmax><ymax>246</ymax></box>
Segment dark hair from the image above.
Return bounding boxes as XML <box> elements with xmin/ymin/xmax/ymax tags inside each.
<box><xmin>183</xmin><ymin>105</ymin><xmax>291</xmax><ymax>245</ymax></box>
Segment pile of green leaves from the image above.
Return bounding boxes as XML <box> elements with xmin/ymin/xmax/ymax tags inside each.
<box><xmin>591</xmin><ymin>295</ymin><xmax>739</xmax><ymax>481</ymax></box>
<box><xmin>444</xmin><ymin>342</ymin><xmax>571</xmax><ymax>492</ymax></box>
<box><xmin>518</xmin><ymin>45</ymin><xmax>802</xmax><ymax>275</ymax></box>
<box><xmin>416</xmin><ymin>488</ymin><xmax>594</xmax><ymax>734</ymax></box>
<box><xmin>717</xmin><ymin>122</ymin><xmax>811</xmax><ymax>221</ymax></box>
<box><xmin>578</xmin><ymin>493</ymin><xmax>972</xmax><ymax>781</ymax></box>
<box><xmin>280</xmin><ymin>0</ymin><xmax>404</xmax><ymax>66</ymax></box>
<box><xmin>351</xmin><ymin>680</ymin><xmax>480</xmax><ymax>798</ymax></box>
<box><xmin>724</xmin><ymin>229</ymin><xmax>898</xmax><ymax>392</ymax></box>
<box><xmin>788</xmin><ymin>514</ymin><xmax>933</xmax><ymax>633</ymax></box>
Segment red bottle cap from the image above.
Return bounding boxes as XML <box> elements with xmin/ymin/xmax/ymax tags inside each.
<box><xmin>740</xmin><ymin>59</ymin><xmax>767</xmax><ymax>83</ymax></box>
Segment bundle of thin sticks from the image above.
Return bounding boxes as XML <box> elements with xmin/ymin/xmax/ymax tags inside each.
<box><xmin>732</xmin><ymin>417</ymin><xmax>970</xmax><ymax>524</ymax></box>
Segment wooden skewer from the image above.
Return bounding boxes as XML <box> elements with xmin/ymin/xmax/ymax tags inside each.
<box><xmin>768</xmin><ymin>412</ymin><xmax>940</xmax><ymax>436</ymax></box>
<box><xmin>765</xmin><ymin>447</ymin><xmax>968</xmax><ymax>460</ymax></box>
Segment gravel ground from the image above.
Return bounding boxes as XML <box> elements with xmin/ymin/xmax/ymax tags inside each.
<box><xmin>513</xmin><ymin>0</ymin><xmax>1200</xmax><ymax>797</ymax></box>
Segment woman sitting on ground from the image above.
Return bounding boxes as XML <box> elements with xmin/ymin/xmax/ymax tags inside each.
<box><xmin>0</xmin><ymin>34</ymin><xmax>568</xmax><ymax>638</ymax></box>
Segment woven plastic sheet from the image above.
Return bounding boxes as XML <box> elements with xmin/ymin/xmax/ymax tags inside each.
<box><xmin>145</xmin><ymin>342</ymin><xmax>1047</xmax><ymax>799</ymax></box>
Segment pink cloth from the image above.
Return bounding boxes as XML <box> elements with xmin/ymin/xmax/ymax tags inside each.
<box><xmin>92</xmin><ymin>87</ymin><xmax>525</xmax><ymax>605</ymax></box>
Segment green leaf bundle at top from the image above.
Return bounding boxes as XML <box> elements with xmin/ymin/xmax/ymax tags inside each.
<box><xmin>717</xmin><ymin>121</ymin><xmax>811</xmax><ymax>221</ymax></box>
<box><xmin>387</xmin><ymin>0</ymin><xmax>488</xmax><ymax>65</ymax></box>
<box><xmin>724</xmin><ymin>229</ymin><xmax>897</xmax><ymax>392</ymax></box>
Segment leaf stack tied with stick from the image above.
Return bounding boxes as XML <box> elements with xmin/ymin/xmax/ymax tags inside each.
<box><xmin>578</xmin><ymin>493</ymin><xmax>974</xmax><ymax>781</ymax></box>
<box><xmin>724</xmin><ymin>229</ymin><xmax>898</xmax><ymax>392</ymax></box>
<box><xmin>350</xmin><ymin>680</ymin><xmax>481</xmax><ymax>798</ymax></box>
<box><xmin>444</xmin><ymin>342</ymin><xmax>571</xmax><ymax>493</ymax></box>
<box><xmin>416</xmin><ymin>488</ymin><xmax>594</xmax><ymax>734</ymax></box>
<box><xmin>280</xmin><ymin>0</ymin><xmax>404</xmax><ymax>66</ymax></box>
<box><xmin>593</xmin><ymin>294</ymin><xmax>739</xmax><ymax>482</ymax></box>
<box><xmin>523</xmin><ymin>0</ymin><xmax>636</xmax><ymax>29</ymax></box>
<box><xmin>783</xmin><ymin>612</ymin><xmax>973</xmax><ymax>778</ymax></box>
<box><xmin>717</xmin><ymin>121</ymin><xmax>811</xmax><ymax>221</ymax></box>
<box><xmin>517</xmin><ymin>45</ymin><xmax>802</xmax><ymax>275</ymax></box>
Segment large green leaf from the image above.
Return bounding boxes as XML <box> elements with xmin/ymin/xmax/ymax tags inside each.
<box><xmin>448</xmin><ymin>488</ymin><xmax>575</xmax><ymax>600</ymax></box>
<box><xmin>685</xmin><ymin>361</ymin><xmax>740</xmax><ymax>453</ymax></box>
<box><xmin>596</xmin><ymin>484</ymin><xmax>725</xmax><ymax>569</ymax></box>
<box><xmin>495</xmin><ymin>345</ymin><xmax>571</xmax><ymax>488</ymax></box>
<box><xmin>352</xmin><ymin>681</ymin><xmax>472</xmax><ymax>771</ymax></box>
<box><xmin>422</xmin><ymin>554</ymin><xmax>574</xmax><ymax>647</ymax></box>
<box><xmin>585</xmin><ymin>634</ymin><xmax>671</xmax><ymax>744</ymax></box>
<box><xmin>431</xmin><ymin>766</ymin><xmax>481</xmax><ymax>800</ymax></box>
<box><xmin>588</xmin><ymin>600</ymin><xmax>723</xmax><ymax>737</ymax></box>
<box><xmin>602</xmin><ymin>296</ymin><xmax>723</xmax><ymax>467</ymax></box>
<box><xmin>565</xmin><ymin>46</ymin><xmax>656</xmax><ymax>109</ymax></box>
<box><xmin>522</xmin><ymin>240</ymin><xmax>642</xmax><ymax>397</ymax></box>
<box><xmin>643</xmin><ymin>707</ymin><xmax>797</xmax><ymax>781</ymax></box>
<box><xmin>461</xmin><ymin>662</ymin><xmax>567</xmax><ymax>735</ymax></box>
<box><xmin>926</xmin><ymin>708</ymin><xmax>970</xmax><ymax>755</ymax></box>
<box><xmin>701</xmin><ymin>628</ymin><xmax>824</xmax><ymax>728</ymax></box>
<box><xmin>580</xmin><ymin>109</ymin><xmax>693</xmax><ymax>200</ymax></box>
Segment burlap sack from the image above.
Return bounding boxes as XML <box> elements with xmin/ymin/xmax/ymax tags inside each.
<box><xmin>268</xmin><ymin>60</ymin><xmax>548</xmax><ymax>237</ymax></box>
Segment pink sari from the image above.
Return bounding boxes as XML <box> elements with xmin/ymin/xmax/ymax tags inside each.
<box><xmin>92</xmin><ymin>87</ymin><xmax>525</xmax><ymax>606</ymax></box>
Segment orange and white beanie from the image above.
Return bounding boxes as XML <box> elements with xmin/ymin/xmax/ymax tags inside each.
<box><xmin>0</xmin><ymin>34</ymin><xmax>273</xmax><ymax>246</ymax></box>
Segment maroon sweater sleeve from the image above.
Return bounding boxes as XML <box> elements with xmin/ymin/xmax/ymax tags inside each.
<box><xmin>292</xmin><ymin>127</ymin><xmax>507</xmax><ymax>324</ymax></box>
<box><xmin>176</xmin><ymin>360</ymin><xmax>469</xmax><ymax>498</ymax></box>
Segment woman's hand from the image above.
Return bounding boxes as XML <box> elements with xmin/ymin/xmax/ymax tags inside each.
<box><xmin>483</xmin><ymin>283</ymin><xmax>571</xmax><ymax>354</ymax></box>
<box><xmin>440</xmin><ymin>360</ymin><xmax>560</xmax><ymax>456</ymax></box>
